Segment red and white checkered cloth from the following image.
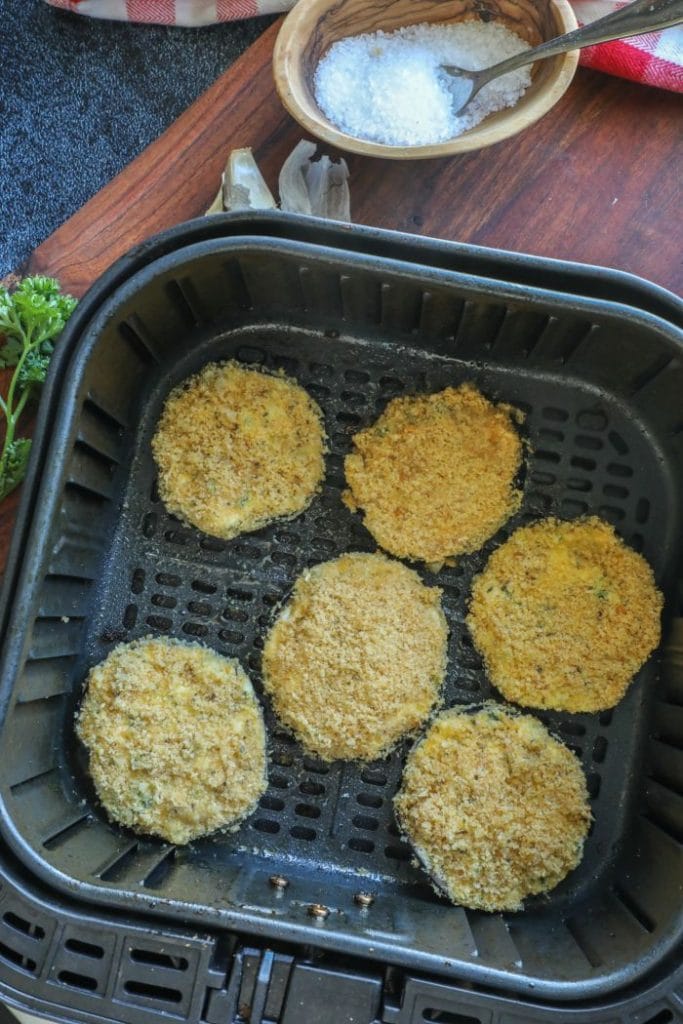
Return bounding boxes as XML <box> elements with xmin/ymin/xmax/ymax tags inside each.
<box><xmin>573</xmin><ymin>0</ymin><xmax>682</xmax><ymax>89</ymax></box>
<box><xmin>46</xmin><ymin>0</ymin><xmax>683</xmax><ymax>92</ymax></box>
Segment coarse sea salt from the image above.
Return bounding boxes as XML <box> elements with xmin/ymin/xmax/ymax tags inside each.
<box><xmin>314</xmin><ymin>21</ymin><xmax>532</xmax><ymax>147</ymax></box>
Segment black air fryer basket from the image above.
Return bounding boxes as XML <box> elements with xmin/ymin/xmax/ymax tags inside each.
<box><xmin>0</xmin><ymin>214</ymin><xmax>681</xmax><ymax>1024</ymax></box>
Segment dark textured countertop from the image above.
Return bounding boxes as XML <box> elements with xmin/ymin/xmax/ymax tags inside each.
<box><xmin>1</xmin><ymin>0</ymin><xmax>275</xmax><ymax>277</ymax></box>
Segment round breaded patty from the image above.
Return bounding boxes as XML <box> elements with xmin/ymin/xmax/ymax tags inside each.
<box><xmin>467</xmin><ymin>516</ymin><xmax>662</xmax><ymax>713</ymax></box>
<box><xmin>395</xmin><ymin>705</ymin><xmax>591</xmax><ymax>911</ymax></box>
<box><xmin>152</xmin><ymin>361</ymin><xmax>326</xmax><ymax>540</ymax></box>
<box><xmin>262</xmin><ymin>552</ymin><xmax>448</xmax><ymax>761</ymax></box>
<box><xmin>343</xmin><ymin>383</ymin><xmax>523</xmax><ymax>567</ymax></box>
<box><xmin>77</xmin><ymin>638</ymin><xmax>267</xmax><ymax>844</ymax></box>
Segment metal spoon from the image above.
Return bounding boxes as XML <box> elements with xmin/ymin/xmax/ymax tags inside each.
<box><xmin>442</xmin><ymin>0</ymin><xmax>683</xmax><ymax>115</ymax></box>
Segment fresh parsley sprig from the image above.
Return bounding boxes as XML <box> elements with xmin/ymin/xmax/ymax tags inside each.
<box><xmin>0</xmin><ymin>277</ymin><xmax>77</xmax><ymax>501</ymax></box>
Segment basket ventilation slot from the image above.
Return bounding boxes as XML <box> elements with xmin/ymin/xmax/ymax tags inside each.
<box><xmin>64</xmin><ymin>937</ymin><xmax>104</xmax><ymax>959</ymax></box>
<box><xmin>422</xmin><ymin>1010</ymin><xmax>481</xmax><ymax>1023</ymax></box>
<box><xmin>0</xmin><ymin>942</ymin><xmax>37</xmax><ymax>973</ymax></box>
<box><xmin>124</xmin><ymin>980</ymin><xmax>183</xmax><ymax>1003</ymax></box>
<box><xmin>43</xmin><ymin>814</ymin><xmax>91</xmax><ymax>850</ymax></box>
<box><xmin>165</xmin><ymin>279</ymin><xmax>201</xmax><ymax>328</ymax></box>
<box><xmin>130</xmin><ymin>948</ymin><xmax>188</xmax><ymax>971</ymax></box>
<box><xmin>57</xmin><ymin>969</ymin><xmax>97</xmax><ymax>990</ymax></box>
<box><xmin>118</xmin><ymin>318</ymin><xmax>160</xmax><ymax>367</ymax></box>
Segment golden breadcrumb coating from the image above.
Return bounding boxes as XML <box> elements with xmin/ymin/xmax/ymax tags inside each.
<box><xmin>77</xmin><ymin>638</ymin><xmax>267</xmax><ymax>844</ymax></box>
<box><xmin>262</xmin><ymin>552</ymin><xmax>448</xmax><ymax>761</ymax></box>
<box><xmin>467</xmin><ymin>516</ymin><xmax>662</xmax><ymax>713</ymax></box>
<box><xmin>151</xmin><ymin>360</ymin><xmax>326</xmax><ymax>540</ymax></box>
<box><xmin>395</xmin><ymin>705</ymin><xmax>591</xmax><ymax>911</ymax></box>
<box><xmin>343</xmin><ymin>383</ymin><xmax>523</xmax><ymax>567</ymax></box>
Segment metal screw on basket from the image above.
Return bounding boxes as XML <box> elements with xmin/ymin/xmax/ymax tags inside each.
<box><xmin>354</xmin><ymin>892</ymin><xmax>375</xmax><ymax>909</ymax></box>
<box><xmin>269</xmin><ymin>874</ymin><xmax>290</xmax><ymax>891</ymax></box>
<box><xmin>307</xmin><ymin>903</ymin><xmax>330</xmax><ymax>919</ymax></box>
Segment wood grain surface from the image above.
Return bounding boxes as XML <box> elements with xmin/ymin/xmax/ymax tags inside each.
<box><xmin>29</xmin><ymin>19</ymin><xmax>682</xmax><ymax>297</ymax></box>
<box><xmin>2</xmin><ymin>17</ymin><xmax>680</xmax><ymax>574</ymax></box>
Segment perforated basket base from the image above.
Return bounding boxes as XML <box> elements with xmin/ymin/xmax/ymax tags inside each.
<box><xmin>92</xmin><ymin>324</ymin><xmax>653</xmax><ymax>896</ymax></box>
<box><xmin>1</xmin><ymin>236</ymin><xmax>682</xmax><ymax>1002</ymax></box>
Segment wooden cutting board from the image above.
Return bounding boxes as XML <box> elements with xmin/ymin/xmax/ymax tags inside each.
<box><xmin>26</xmin><ymin>20</ymin><xmax>682</xmax><ymax>297</ymax></box>
<box><xmin>2</xmin><ymin>18</ymin><xmax>681</xmax><ymax>569</ymax></box>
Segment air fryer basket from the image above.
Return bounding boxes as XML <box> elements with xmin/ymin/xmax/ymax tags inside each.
<box><xmin>0</xmin><ymin>233</ymin><xmax>682</xmax><ymax>1012</ymax></box>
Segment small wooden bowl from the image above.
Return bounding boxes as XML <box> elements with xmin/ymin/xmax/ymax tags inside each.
<box><xmin>273</xmin><ymin>0</ymin><xmax>579</xmax><ymax>160</ymax></box>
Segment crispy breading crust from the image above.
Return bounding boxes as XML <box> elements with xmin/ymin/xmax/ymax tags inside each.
<box><xmin>262</xmin><ymin>552</ymin><xmax>448</xmax><ymax>761</ymax></box>
<box><xmin>152</xmin><ymin>361</ymin><xmax>326</xmax><ymax>540</ymax></box>
<box><xmin>343</xmin><ymin>383</ymin><xmax>524</xmax><ymax>567</ymax></box>
<box><xmin>77</xmin><ymin>638</ymin><xmax>267</xmax><ymax>844</ymax></box>
<box><xmin>467</xmin><ymin>516</ymin><xmax>662</xmax><ymax>712</ymax></box>
<box><xmin>395</xmin><ymin>705</ymin><xmax>591</xmax><ymax>911</ymax></box>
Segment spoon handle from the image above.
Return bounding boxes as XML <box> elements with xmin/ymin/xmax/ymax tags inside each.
<box><xmin>466</xmin><ymin>0</ymin><xmax>683</xmax><ymax>84</ymax></box>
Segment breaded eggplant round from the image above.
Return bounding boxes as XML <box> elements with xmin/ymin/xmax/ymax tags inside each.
<box><xmin>467</xmin><ymin>516</ymin><xmax>662</xmax><ymax>712</ymax></box>
<box><xmin>152</xmin><ymin>360</ymin><xmax>326</xmax><ymax>540</ymax></box>
<box><xmin>77</xmin><ymin>637</ymin><xmax>267</xmax><ymax>844</ymax></box>
<box><xmin>343</xmin><ymin>383</ymin><xmax>524</xmax><ymax>567</ymax></box>
<box><xmin>262</xmin><ymin>552</ymin><xmax>448</xmax><ymax>761</ymax></box>
<box><xmin>395</xmin><ymin>705</ymin><xmax>591</xmax><ymax>911</ymax></box>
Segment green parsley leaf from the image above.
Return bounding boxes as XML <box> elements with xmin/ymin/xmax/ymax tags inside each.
<box><xmin>0</xmin><ymin>336</ymin><xmax>24</xmax><ymax>370</ymax></box>
<box><xmin>8</xmin><ymin>277</ymin><xmax>77</xmax><ymax>346</ymax></box>
<box><xmin>0</xmin><ymin>276</ymin><xmax>76</xmax><ymax>502</ymax></box>
<box><xmin>0</xmin><ymin>438</ymin><xmax>32</xmax><ymax>502</ymax></box>
<box><xmin>17</xmin><ymin>342</ymin><xmax>55</xmax><ymax>390</ymax></box>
